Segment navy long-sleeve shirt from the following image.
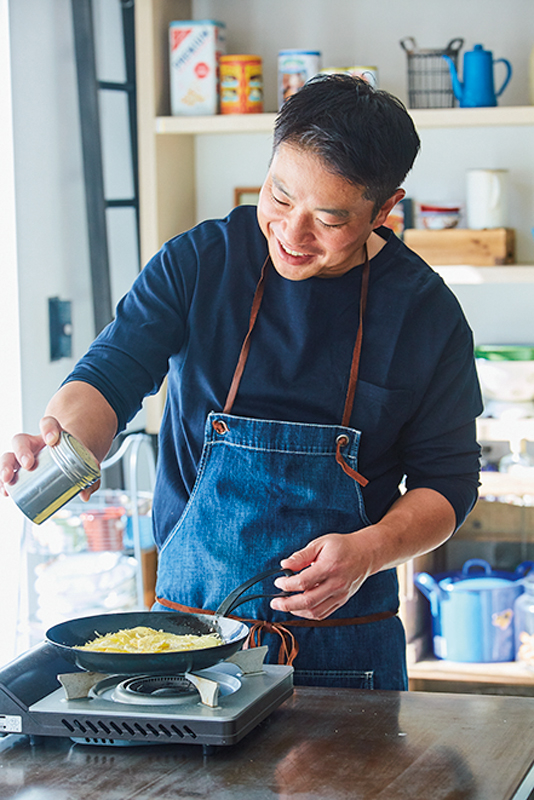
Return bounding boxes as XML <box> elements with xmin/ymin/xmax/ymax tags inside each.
<box><xmin>66</xmin><ymin>206</ymin><xmax>482</xmax><ymax>547</ymax></box>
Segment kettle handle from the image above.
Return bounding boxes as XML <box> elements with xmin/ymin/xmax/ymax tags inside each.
<box><xmin>494</xmin><ymin>58</ymin><xmax>512</xmax><ymax>97</ymax></box>
<box><xmin>516</xmin><ymin>561</ymin><xmax>534</xmax><ymax>577</ymax></box>
<box><xmin>461</xmin><ymin>558</ymin><xmax>492</xmax><ymax>577</ymax></box>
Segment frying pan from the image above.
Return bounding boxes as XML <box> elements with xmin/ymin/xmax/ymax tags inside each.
<box><xmin>45</xmin><ymin>566</ymin><xmax>292</xmax><ymax>675</ymax></box>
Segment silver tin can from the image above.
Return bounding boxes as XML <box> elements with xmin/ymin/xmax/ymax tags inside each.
<box><xmin>320</xmin><ymin>65</ymin><xmax>379</xmax><ymax>89</ymax></box>
<box><xmin>278</xmin><ymin>49</ymin><xmax>321</xmax><ymax>108</ymax></box>
<box><xmin>7</xmin><ymin>431</ymin><xmax>101</xmax><ymax>525</ymax></box>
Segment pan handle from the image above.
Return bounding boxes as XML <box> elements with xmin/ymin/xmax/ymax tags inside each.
<box><xmin>215</xmin><ymin>566</ymin><xmax>294</xmax><ymax>617</ymax></box>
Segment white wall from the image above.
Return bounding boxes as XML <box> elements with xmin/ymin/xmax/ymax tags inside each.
<box><xmin>9</xmin><ymin>0</ymin><xmax>93</xmax><ymax>433</ymax></box>
<box><xmin>0</xmin><ymin>0</ymin><xmax>24</xmax><ymax>667</ymax></box>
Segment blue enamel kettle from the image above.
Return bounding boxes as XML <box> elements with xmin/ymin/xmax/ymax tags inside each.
<box><xmin>443</xmin><ymin>44</ymin><xmax>512</xmax><ymax>107</ymax></box>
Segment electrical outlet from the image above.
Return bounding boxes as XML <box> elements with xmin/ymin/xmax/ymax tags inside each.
<box><xmin>49</xmin><ymin>297</ymin><xmax>72</xmax><ymax>361</ymax></box>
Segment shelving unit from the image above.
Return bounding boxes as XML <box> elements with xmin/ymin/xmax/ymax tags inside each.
<box><xmin>134</xmin><ymin>2</ymin><xmax>534</xmax><ymax>267</ymax></box>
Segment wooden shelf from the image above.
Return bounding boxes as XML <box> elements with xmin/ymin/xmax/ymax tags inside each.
<box><xmin>409</xmin><ymin>657</ymin><xmax>534</xmax><ymax>686</ymax></box>
<box><xmin>156</xmin><ymin>113</ymin><xmax>277</xmax><ymax>134</ymax></box>
<box><xmin>154</xmin><ymin>105</ymin><xmax>534</xmax><ymax>136</ymax></box>
<box><xmin>410</xmin><ymin>105</ymin><xmax>534</xmax><ymax>129</ymax></box>
<box><xmin>477</xmin><ymin>417</ymin><xmax>534</xmax><ymax>443</ymax></box>
<box><xmin>435</xmin><ymin>265</ymin><xmax>534</xmax><ymax>284</ymax></box>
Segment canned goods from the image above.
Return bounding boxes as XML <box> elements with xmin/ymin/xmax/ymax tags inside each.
<box><xmin>320</xmin><ymin>66</ymin><xmax>379</xmax><ymax>89</ymax></box>
<box><xmin>169</xmin><ymin>20</ymin><xmax>226</xmax><ymax>116</ymax></box>
<box><xmin>278</xmin><ymin>49</ymin><xmax>322</xmax><ymax>108</ymax></box>
<box><xmin>220</xmin><ymin>54</ymin><xmax>263</xmax><ymax>114</ymax></box>
<box><xmin>7</xmin><ymin>431</ymin><xmax>101</xmax><ymax>525</ymax></box>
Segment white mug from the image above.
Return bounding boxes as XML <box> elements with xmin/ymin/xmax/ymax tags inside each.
<box><xmin>466</xmin><ymin>169</ymin><xmax>508</xmax><ymax>229</ymax></box>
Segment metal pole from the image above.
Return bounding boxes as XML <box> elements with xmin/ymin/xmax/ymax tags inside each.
<box><xmin>71</xmin><ymin>0</ymin><xmax>113</xmax><ymax>334</ymax></box>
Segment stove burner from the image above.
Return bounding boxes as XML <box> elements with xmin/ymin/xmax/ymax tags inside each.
<box><xmin>118</xmin><ymin>675</ymin><xmax>199</xmax><ymax>703</ymax></box>
<box><xmin>89</xmin><ymin>668</ymin><xmax>242</xmax><ymax>708</ymax></box>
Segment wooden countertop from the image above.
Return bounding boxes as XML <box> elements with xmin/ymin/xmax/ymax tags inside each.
<box><xmin>1</xmin><ymin>687</ymin><xmax>534</xmax><ymax>799</ymax></box>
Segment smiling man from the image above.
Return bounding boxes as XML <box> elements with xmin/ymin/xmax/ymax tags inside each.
<box><xmin>1</xmin><ymin>75</ymin><xmax>482</xmax><ymax>690</ymax></box>
<box><xmin>257</xmin><ymin>143</ymin><xmax>403</xmax><ymax>281</ymax></box>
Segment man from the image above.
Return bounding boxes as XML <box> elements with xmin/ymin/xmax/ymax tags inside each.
<box><xmin>1</xmin><ymin>76</ymin><xmax>482</xmax><ymax>689</ymax></box>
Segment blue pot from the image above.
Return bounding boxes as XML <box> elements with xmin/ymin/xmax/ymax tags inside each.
<box><xmin>414</xmin><ymin>559</ymin><xmax>532</xmax><ymax>662</ymax></box>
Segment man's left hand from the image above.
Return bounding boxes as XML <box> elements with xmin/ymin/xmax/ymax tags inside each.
<box><xmin>270</xmin><ymin>531</ymin><xmax>371</xmax><ymax>620</ymax></box>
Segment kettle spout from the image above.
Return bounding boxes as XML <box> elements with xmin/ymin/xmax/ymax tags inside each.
<box><xmin>442</xmin><ymin>54</ymin><xmax>463</xmax><ymax>102</ymax></box>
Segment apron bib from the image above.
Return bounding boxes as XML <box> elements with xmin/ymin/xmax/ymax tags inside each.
<box><xmin>155</xmin><ymin>252</ymin><xmax>407</xmax><ymax>690</ymax></box>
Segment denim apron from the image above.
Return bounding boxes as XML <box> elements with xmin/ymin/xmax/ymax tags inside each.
<box><xmin>155</xmin><ymin>251</ymin><xmax>407</xmax><ymax>690</ymax></box>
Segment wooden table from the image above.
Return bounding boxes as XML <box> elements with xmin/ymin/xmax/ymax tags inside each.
<box><xmin>1</xmin><ymin>687</ymin><xmax>534</xmax><ymax>799</ymax></box>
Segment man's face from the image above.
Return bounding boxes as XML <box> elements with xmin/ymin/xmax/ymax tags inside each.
<box><xmin>257</xmin><ymin>143</ymin><xmax>400</xmax><ymax>281</ymax></box>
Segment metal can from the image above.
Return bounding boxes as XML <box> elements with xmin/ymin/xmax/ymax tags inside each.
<box><xmin>320</xmin><ymin>66</ymin><xmax>379</xmax><ymax>89</ymax></box>
<box><xmin>278</xmin><ymin>49</ymin><xmax>321</xmax><ymax>108</ymax></box>
<box><xmin>7</xmin><ymin>431</ymin><xmax>101</xmax><ymax>525</ymax></box>
<box><xmin>220</xmin><ymin>54</ymin><xmax>263</xmax><ymax>114</ymax></box>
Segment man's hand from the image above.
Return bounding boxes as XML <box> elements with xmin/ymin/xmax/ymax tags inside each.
<box><xmin>270</xmin><ymin>488</ymin><xmax>457</xmax><ymax>621</ymax></box>
<box><xmin>0</xmin><ymin>415</ymin><xmax>100</xmax><ymax>501</ymax></box>
<box><xmin>270</xmin><ymin>531</ymin><xmax>371</xmax><ymax>620</ymax></box>
<box><xmin>0</xmin><ymin>416</ymin><xmax>60</xmax><ymax>496</ymax></box>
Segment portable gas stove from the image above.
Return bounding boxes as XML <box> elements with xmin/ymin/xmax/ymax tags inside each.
<box><xmin>0</xmin><ymin>642</ymin><xmax>293</xmax><ymax>750</ymax></box>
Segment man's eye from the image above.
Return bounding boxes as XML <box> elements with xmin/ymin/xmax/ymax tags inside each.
<box><xmin>271</xmin><ymin>192</ymin><xmax>289</xmax><ymax>206</ymax></box>
<box><xmin>319</xmin><ymin>219</ymin><xmax>345</xmax><ymax>228</ymax></box>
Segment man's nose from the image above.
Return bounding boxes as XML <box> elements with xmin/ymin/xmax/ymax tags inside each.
<box><xmin>283</xmin><ymin>209</ymin><xmax>313</xmax><ymax>244</ymax></box>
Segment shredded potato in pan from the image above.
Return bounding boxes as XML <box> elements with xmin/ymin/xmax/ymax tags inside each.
<box><xmin>76</xmin><ymin>625</ymin><xmax>223</xmax><ymax>653</ymax></box>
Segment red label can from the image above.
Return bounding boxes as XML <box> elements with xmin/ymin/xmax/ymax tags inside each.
<box><xmin>220</xmin><ymin>55</ymin><xmax>263</xmax><ymax>114</ymax></box>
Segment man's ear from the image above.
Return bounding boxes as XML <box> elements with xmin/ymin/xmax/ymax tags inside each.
<box><xmin>372</xmin><ymin>188</ymin><xmax>406</xmax><ymax>229</ymax></box>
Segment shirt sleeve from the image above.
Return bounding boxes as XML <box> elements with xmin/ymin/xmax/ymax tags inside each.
<box><xmin>63</xmin><ymin>237</ymin><xmax>193</xmax><ymax>432</ymax></box>
<box><xmin>400</xmin><ymin>315</ymin><xmax>483</xmax><ymax>529</ymax></box>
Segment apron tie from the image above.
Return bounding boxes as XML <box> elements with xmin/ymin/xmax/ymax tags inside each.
<box><xmin>244</xmin><ymin>620</ymin><xmax>299</xmax><ymax>665</ymax></box>
<box><xmin>155</xmin><ymin>597</ymin><xmax>397</xmax><ymax>666</ymax></box>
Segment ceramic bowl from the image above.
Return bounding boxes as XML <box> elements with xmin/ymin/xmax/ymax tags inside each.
<box><xmin>475</xmin><ymin>345</ymin><xmax>534</xmax><ymax>402</ymax></box>
<box><xmin>420</xmin><ymin>204</ymin><xmax>461</xmax><ymax>230</ymax></box>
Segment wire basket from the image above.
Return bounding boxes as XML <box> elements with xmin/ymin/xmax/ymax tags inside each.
<box><xmin>400</xmin><ymin>37</ymin><xmax>464</xmax><ymax>109</ymax></box>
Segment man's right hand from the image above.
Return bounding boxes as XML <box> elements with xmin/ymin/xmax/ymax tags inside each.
<box><xmin>0</xmin><ymin>416</ymin><xmax>64</xmax><ymax>497</ymax></box>
<box><xmin>0</xmin><ymin>416</ymin><xmax>101</xmax><ymax>501</ymax></box>
<box><xmin>1</xmin><ymin>382</ymin><xmax>118</xmax><ymax>502</ymax></box>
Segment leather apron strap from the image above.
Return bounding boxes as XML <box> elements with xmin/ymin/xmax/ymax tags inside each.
<box><xmin>155</xmin><ymin>597</ymin><xmax>398</xmax><ymax>666</ymax></box>
<box><xmin>221</xmin><ymin>248</ymin><xmax>371</xmax><ymax>486</ymax></box>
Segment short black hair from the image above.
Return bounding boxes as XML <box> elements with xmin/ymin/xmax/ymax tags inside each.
<box><xmin>273</xmin><ymin>74</ymin><xmax>420</xmax><ymax>217</ymax></box>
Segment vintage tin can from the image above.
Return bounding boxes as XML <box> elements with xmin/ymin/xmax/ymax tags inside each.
<box><xmin>278</xmin><ymin>49</ymin><xmax>321</xmax><ymax>108</ymax></box>
<box><xmin>169</xmin><ymin>20</ymin><xmax>226</xmax><ymax>115</ymax></box>
<box><xmin>7</xmin><ymin>431</ymin><xmax>101</xmax><ymax>525</ymax></box>
<box><xmin>220</xmin><ymin>54</ymin><xmax>263</xmax><ymax>114</ymax></box>
<box><xmin>320</xmin><ymin>65</ymin><xmax>379</xmax><ymax>89</ymax></box>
